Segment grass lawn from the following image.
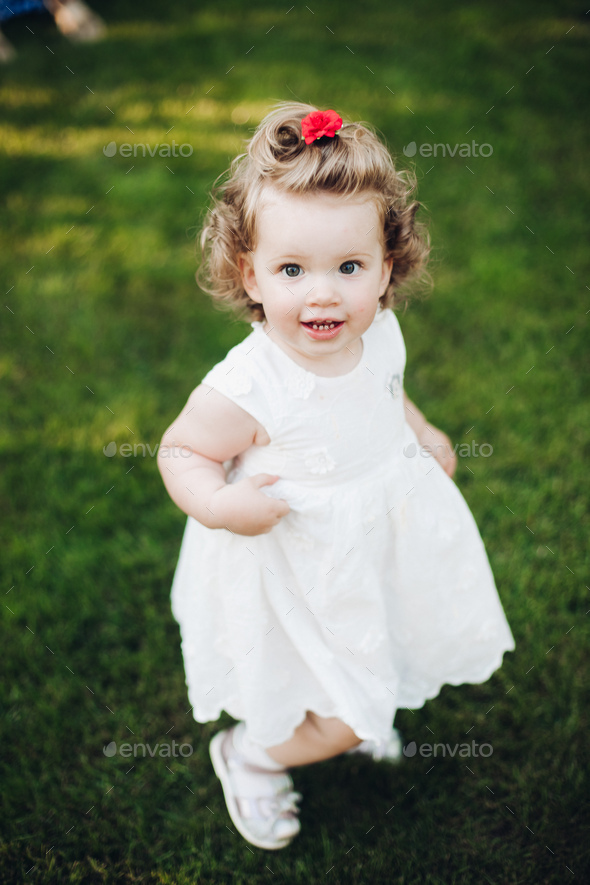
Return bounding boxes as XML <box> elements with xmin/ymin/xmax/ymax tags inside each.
<box><xmin>1</xmin><ymin>0</ymin><xmax>588</xmax><ymax>882</ymax></box>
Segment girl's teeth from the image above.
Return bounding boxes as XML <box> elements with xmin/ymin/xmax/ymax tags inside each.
<box><xmin>312</xmin><ymin>323</ymin><xmax>336</xmax><ymax>329</ymax></box>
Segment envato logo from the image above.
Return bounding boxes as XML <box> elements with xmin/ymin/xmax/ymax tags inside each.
<box><xmin>103</xmin><ymin>140</ymin><xmax>193</xmax><ymax>158</ymax></box>
<box><xmin>403</xmin><ymin>740</ymin><xmax>493</xmax><ymax>758</ymax></box>
<box><xmin>103</xmin><ymin>442</ymin><xmax>192</xmax><ymax>458</ymax></box>
<box><xmin>103</xmin><ymin>740</ymin><xmax>193</xmax><ymax>758</ymax></box>
<box><xmin>403</xmin><ymin>141</ymin><xmax>493</xmax><ymax>158</ymax></box>
<box><xmin>403</xmin><ymin>441</ymin><xmax>493</xmax><ymax>459</ymax></box>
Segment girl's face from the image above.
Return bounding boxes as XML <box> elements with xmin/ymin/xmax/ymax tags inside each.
<box><xmin>238</xmin><ymin>187</ymin><xmax>393</xmax><ymax>375</ymax></box>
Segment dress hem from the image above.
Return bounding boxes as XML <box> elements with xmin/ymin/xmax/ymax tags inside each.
<box><xmin>188</xmin><ymin>644</ymin><xmax>515</xmax><ymax>749</ymax></box>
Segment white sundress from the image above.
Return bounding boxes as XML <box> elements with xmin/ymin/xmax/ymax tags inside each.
<box><xmin>170</xmin><ymin>306</ymin><xmax>515</xmax><ymax>748</ymax></box>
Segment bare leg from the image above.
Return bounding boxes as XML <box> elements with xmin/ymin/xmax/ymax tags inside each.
<box><xmin>264</xmin><ymin>711</ymin><xmax>363</xmax><ymax>768</ymax></box>
<box><xmin>42</xmin><ymin>0</ymin><xmax>106</xmax><ymax>41</ymax></box>
<box><xmin>0</xmin><ymin>28</ymin><xmax>18</xmax><ymax>63</ymax></box>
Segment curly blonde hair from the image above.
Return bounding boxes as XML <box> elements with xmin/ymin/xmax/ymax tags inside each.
<box><xmin>196</xmin><ymin>101</ymin><xmax>432</xmax><ymax>323</ymax></box>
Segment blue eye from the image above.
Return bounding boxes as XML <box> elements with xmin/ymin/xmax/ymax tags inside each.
<box><xmin>280</xmin><ymin>264</ymin><xmax>301</xmax><ymax>278</ymax></box>
<box><xmin>278</xmin><ymin>261</ymin><xmax>362</xmax><ymax>277</ymax></box>
<box><xmin>340</xmin><ymin>261</ymin><xmax>361</xmax><ymax>275</ymax></box>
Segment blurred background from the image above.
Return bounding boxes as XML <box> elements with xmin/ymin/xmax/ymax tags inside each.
<box><xmin>1</xmin><ymin>1</ymin><xmax>588</xmax><ymax>881</ymax></box>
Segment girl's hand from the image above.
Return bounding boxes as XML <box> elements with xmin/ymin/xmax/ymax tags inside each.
<box><xmin>418</xmin><ymin>423</ymin><xmax>457</xmax><ymax>479</ymax></box>
<box><xmin>208</xmin><ymin>474</ymin><xmax>291</xmax><ymax>536</ymax></box>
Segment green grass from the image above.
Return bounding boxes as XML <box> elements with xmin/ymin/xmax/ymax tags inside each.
<box><xmin>1</xmin><ymin>0</ymin><xmax>589</xmax><ymax>882</ymax></box>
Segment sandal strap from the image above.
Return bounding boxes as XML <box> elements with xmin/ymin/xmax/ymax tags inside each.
<box><xmin>222</xmin><ymin>729</ymin><xmax>291</xmax><ymax>778</ymax></box>
<box><xmin>221</xmin><ymin>729</ymin><xmax>303</xmax><ymax>823</ymax></box>
<box><xmin>236</xmin><ymin>790</ymin><xmax>302</xmax><ymax>821</ymax></box>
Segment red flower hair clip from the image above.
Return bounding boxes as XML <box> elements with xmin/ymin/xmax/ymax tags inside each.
<box><xmin>301</xmin><ymin>109</ymin><xmax>343</xmax><ymax>145</ymax></box>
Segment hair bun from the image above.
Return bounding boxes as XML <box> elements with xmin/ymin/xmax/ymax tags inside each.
<box><xmin>271</xmin><ymin>123</ymin><xmax>304</xmax><ymax>161</ymax></box>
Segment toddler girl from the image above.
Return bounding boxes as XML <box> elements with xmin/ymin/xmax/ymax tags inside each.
<box><xmin>157</xmin><ymin>102</ymin><xmax>515</xmax><ymax>851</ymax></box>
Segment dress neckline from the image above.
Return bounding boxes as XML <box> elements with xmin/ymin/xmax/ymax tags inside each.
<box><xmin>251</xmin><ymin>308</ymin><xmax>383</xmax><ymax>381</ymax></box>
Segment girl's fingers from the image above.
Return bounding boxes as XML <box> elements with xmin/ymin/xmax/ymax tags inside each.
<box><xmin>251</xmin><ymin>473</ymin><xmax>280</xmax><ymax>487</ymax></box>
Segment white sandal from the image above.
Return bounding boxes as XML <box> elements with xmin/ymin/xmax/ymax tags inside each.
<box><xmin>345</xmin><ymin>727</ymin><xmax>404</xmax><ymax>762</ymax></box>
<box><xmin>209</xmin><ymin>726</ymin><xmax>303</xmax><ymax>850</ymax></box>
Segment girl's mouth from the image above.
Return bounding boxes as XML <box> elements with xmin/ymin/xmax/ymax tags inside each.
<box><xmin>301</xmin><ymin>321</ymin><xmax>344</xmax><ymax>340</ymax></box>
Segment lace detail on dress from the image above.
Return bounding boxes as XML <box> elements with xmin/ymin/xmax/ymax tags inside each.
<box><xmin>305</xmin><ymin>446</ymin><xmax>336</xmax><ymax>475</ymax></box>
<box><xmin>357</xmin><ymin>625</ymin><xmax>387</xmax><ymax>655</ymax></box>
<box><xmin>360</xmin><ymin>485</ymin><xmax>382</xmax><ymax>530</ymax></box>
<box><xmin>285</xmin><ymin>524</ymin><xmax>316</xmax><ymax>551</ymax></box>
<box><xmin>285</xmin><ymin>366</ymin><xmax>316</xmax><ymax>400</ymax></box>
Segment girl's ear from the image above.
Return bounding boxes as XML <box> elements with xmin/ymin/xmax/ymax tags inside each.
<box><xmin>380</xmin><ymin>255</ymin><xmax>394</xmax><ymax>295</ymax></box>
<box><xmin>237</xmin><ymin>252</ymin><xmax>262</xmax><ymax>304</ymax></box>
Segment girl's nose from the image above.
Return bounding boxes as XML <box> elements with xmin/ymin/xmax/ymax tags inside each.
<box><xmin>305</xmin><ymin>275</ymin><xmax>340</xmax><ymax>309</ymax></box>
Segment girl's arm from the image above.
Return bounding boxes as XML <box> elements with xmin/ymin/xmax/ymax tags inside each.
<box><xmin>403</xmin><ymin>391</ymin><xmax>428</xmax><ymax>439</ymax></box>
<box><xmin>403</xmin><ymin>390</ymin><xmax>457</xmax><ymax>479</ymax></box>
<box><xmin>158</xmin><ymin>444</ymin><xmax>228</xmax><ymax>529</ymax></box>
<box><xmin>157</xmin><ymin>384</ymin><xmax>290</xmax><ymax>534</ymax></box>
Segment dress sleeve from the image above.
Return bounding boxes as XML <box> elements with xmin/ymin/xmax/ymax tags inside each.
<box><xmin>201</xmin><ymin>342</ymin><xmax>277</xmax><ymax>440</ymax></box>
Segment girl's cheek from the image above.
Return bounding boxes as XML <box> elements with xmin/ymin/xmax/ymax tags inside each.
<box><xmin>279</xmin><ymin>288</ymin><xmax>300</xmax><ymax>308</ymax></box>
